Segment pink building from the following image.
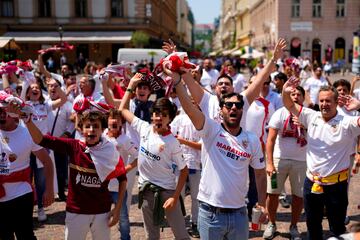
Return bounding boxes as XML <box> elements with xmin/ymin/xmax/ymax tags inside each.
<box><xmin>250</xmin><ymin>0</ymin><xmax>360</xmax><ymax>64</ymax></box>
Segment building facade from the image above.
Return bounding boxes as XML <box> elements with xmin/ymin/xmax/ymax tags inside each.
<box><xmin>0</xmin><ymin>0</ymin><xmax>193</xmax><ymax>64</ymax></box>
<box><xmin>216</xmin><ymin>0</ymin><xmax>360</xmax><ymax>64</ymax></box>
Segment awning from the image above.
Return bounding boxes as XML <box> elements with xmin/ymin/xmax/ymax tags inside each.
<box><xmin>0</xmin><ymin>37</ymin><xmax>21</xmax><ymax>49</ymax></box>
<box><xmin>0</xmin><ymin>37</ymin><xmax>12</xmax><ymax>48</ymax></box>
<box><xmin>1</xmin><ymin>31</ymin><xmax>133</xmax><ymax>43</ymax></box>
<box><xmin>222</xmin><ymin>47</ymin><xmax>238</xmax><ymax>56</ymax></box>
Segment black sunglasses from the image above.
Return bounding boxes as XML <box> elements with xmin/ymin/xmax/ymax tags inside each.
<box><xmin>223</xmin><ymin>102</ymin><xmax>243</xmax><ymax>109</ymax></box>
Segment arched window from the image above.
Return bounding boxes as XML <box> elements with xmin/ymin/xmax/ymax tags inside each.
<box><xmin>312</xmin><ymin>39</ymin><xmax>322</xmax><ymax>65</ymax></box>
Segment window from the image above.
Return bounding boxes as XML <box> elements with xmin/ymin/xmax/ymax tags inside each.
<box><xmin>291</xmin><ymin>0</ymin><xmax>300</xmax><ymax>18</ymax></box>
<box><xmin>75</xmin><ymin>0</ymin><xmax>87</xmax><ymax>18</ymax></box>
<box><xmin>0</xmin><ymin>0</ymin><xmax>14</xmax><ymax>17</ymax></box>
<box><xmin>38</xmin><ymin>0</ymin><xmax>51</xmax><ymax>17</ymax></box>
<box><xmin>111</xmin><ymin>0</ymin><xmax>123</xmax><ymax>17</ymax></box>
<box><xmin>312</xmin><ymin>0</ymin><xmax>321</xmax><ymax>17</ymax></box>
<box><xmin>336</xmin><ymin>0</ymin><xmax>345</xmax><ymax>17</ymax></box>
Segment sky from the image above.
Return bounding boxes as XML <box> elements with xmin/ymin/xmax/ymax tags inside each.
<box><xmin>187</xmin><ymin>0</ymin><xmax>221</xmax><ymax>25</ymax></box>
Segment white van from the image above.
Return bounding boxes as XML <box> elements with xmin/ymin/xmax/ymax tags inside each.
<box><xmin>117</xmin><ymin>48</ymin><xmax>168</xmax><ymax>64</ymax></box>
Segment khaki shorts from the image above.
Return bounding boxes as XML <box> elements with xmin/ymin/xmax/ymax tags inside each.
<box><xmin>267</xmin><ymin>158</ymin><xmax>307</xmax><ymax>197</ymax></box>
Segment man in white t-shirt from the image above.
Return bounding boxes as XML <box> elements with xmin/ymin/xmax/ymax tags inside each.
<box><xmin>181</xmin><ymin>39</ymin><xmax>286</xmax><ymax>129</ymax></box>
<box><xmin>200</xmin><ymin>58</ymin><xmax>219</xmax><ymax>92</ymax></box>
<box><xmin>173</xmin><ymin>68</ymin><xmax>267</xmax><ymax>239</ymax></box>
<box><xmin>303</xmin><ymin>66</ymin><xmax>330</xmax><ymax>110</ymax></box>
<box><xmin>0</xmin><ymin>96</ymin><xmax>54</xmax><ymax>239</ymax></box>
<box><xmin>282</xmin><ymin>79</ymin><xmax>360</xmax><ymax>239</ymax></box>
<box><xmin>263</xmin><ymin>86</ymin><xmax>307</xmax><ymax>240</ymax></box>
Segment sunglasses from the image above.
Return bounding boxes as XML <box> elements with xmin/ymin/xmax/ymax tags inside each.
<box><xmin>223</xmin><ymin>102</ymin><xmax>243</xmax><ymax>109</ymax></box>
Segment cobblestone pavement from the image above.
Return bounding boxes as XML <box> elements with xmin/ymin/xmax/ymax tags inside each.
<box><xmin>33</xmin><ymin>72</ymin><xmax>360</xmax><ymax>239</ymax></box>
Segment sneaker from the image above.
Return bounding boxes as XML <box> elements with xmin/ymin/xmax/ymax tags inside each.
<box><xmin>279</xmin><ymin>197</ymin><xmax>290</xmax><ymax>208</ymax></box>
<box><xmin>289</xmin><ymin>225</ymin><xmax>301</xmax><ymax>240</ymax></box>
<box><xmin>188</xmin><ymin>223</ymin><xmax>200</xmax><ymax>238</ymax></box>
<box><xmin>37</xmin><ymin>208</ymin><xmax>47</xmax><ymax>222</ymax></box>
<box><xmin>263</xmin><ymin>223</ymin><xmax>276</xmax><ymax>239</ymax></box>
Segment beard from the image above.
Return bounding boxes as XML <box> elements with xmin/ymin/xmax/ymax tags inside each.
<box><xmin>222</xmin><ymin>112</ymin><xmax>242</xmax><ymax>128</ymax></box>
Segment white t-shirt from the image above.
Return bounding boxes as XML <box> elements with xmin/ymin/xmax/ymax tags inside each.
<box><xmin>265</xmin><ymin>91</ymin><xmax>283</xmax><ymax>111</ymax></box>
<box><xmin>244</xmin><ymin>98</ymin><xmax>275</xmax><ymax>144</ymax></box>
<box><xmin>170</xmin><ymin>113</ymin><xmax>201</xmax><ymax>170</ymax></box>
<box><xmin>106</xmin><ymin>133</ymin><xmax>139</xmax><ymax>192</ymax></box>
<box><xmin>337</xmin><ymin>106</ymin><xmax>360</xmax><ymax>155</ymax></box>
<box><xmin>268</xmin><ymin>107</ymin><xmax>307</xmax><ymax>161</ymax></box>
<box><xmin>47</xmin><ymin>101</ymin><xmax>74</xmax><ymax>137</ymax></box>
<box><xmin>199</xmin><ymin>91</ymin><xmax>250</xmax><ymax>128</ymax></box>
<box><xmin>353</xmin><ymin>88</ymin><xmax>360</xmax><ymax>101</ymax></box>
<box><xmin>303</xmin><ymin>76</ymin><xmax>329</xmax><ymax>105</ymax></box>
<box><xmin>197</xmin><ymin>117</ymin><xmax>264</xmax><ymax>208</ymax></box>
<box><xmin>200</xmin><ymin>69</ymin><xmax>219</xmax><ymax>92</ymax></box>
<box><xmin>26</xmin><ymin>100</ymin><xmax>53</xmax><ymax>135</ymax></box>
<box><xmin>232</xmin><ymin>73</ymin><xmax>246</xmax><ymax>94</ymax></box>
<box><xmin>0</xmin><ymin>125</ymin><xmax>42</xmax><ymax>202</ymax></box>
<box><xmin>131</xmin><ymin>117</ymin><xmax>186</xmax><ymax>190</ymax></box>
<box><xmin>299</xmin><ymin>108</ymin><xmax>360</xmax><ymax>177</ymax></box>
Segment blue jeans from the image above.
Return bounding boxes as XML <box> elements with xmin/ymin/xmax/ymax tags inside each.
<box><xmin>198</xmin><ymin>201</ymin><xmax>248</xmax><ymax>240</ymax></box>
<box><xmin>30</xmin><ymin>154</ymin><xmax>45</xmax><ymax>209</ymax></box>
<box><xmin>303</xmin><ymin>177</ymin><xmax>348</xmax><ymax>240</ymax></box>
<box><xmin>110</xmin><ymin>191</ymin><xmax>131</xmax><ymax>240</ymax></box>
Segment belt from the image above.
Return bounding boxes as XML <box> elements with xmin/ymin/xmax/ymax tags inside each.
<box><xmin>199</xmin><ymin>201</ymin><xmax>243</xmax><ymax>214</ymax></box>
<box><xmin>306</xmin><ymin>169</ymin><xmax>348</xmax><ymax>194</ymax></box>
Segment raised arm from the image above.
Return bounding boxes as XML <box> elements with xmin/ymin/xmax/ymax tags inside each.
<box><xmin>174</xmin><ymin>71</ymin><xmax>205</xmax><ymax>130</ymax></box>
<box><xmin>37</xmin><ymin>53</ymin><xmax>52</xmax><ymax>79</ymax></box>
<box><xmin>243</xmin><ymin>39</ymin><xmax>286</xmax><ymax>104</ymax></box>
<box><xmin>101</xmin><ymin>73</ymin><xmax>121</xmax><ymax>108</ymax></box>
<box><xmin>282</xmin><ymin>77</ymin><xmax>302</xmax><ymax>116</ymax></box>
<box><xmin>350</xmin><ymin>75</ymin><xmax>360</xmax><ymax>96</ymax></box>
<box><xmin>118</xmin><ymin>73</ymin><xmax>143</xmax><ymax>124</ymax></box>
<box><xmin>51</xmin><ymin>84</ymin><xmax>67</xmax><ymax>109</ymax></box>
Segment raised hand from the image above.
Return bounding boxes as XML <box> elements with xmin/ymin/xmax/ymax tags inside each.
<box><xmin>162</xmin><ymin>39</ymin><xmax>177</xmax><ymax>54</ymax></box>
<box><xmin>338</xmin><ymin>95</ymin><xmax>360</xmax><ymax>112</ymax></box>
<box><xmin>283</xmin><ymin>76</ymin><xmax>300</xmax><ymax>93</ymax></box>
<box><xmin>273</xmin><ymin>38</ymin><xmax>287</xmax><ymax>61</ymax></box>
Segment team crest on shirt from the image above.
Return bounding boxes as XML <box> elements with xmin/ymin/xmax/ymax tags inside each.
<box><xmin>159</xmin><ymin>144</ymin><xmax>165</xmax><ymax>152</ymax></box>
<box><xmin>330</xmin><ymin>124</ymin><xmax>338</xmax><ymax>132</ymax></box>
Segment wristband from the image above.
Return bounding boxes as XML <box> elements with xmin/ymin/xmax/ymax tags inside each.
<box><xmin>126</xmin><ymin>88</ymin><xmax>133</xmax><ymax>93</ymax></box>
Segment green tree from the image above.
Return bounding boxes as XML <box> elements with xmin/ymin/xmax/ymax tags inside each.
<box><xmin>131</xmin><ymin>31</ymin><xmax>150</xmax><ymax>48</ymax></box>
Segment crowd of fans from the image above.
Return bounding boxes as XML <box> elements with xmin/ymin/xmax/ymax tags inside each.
<box><xmin>1</xmin><ymin>38</ymin><xmax>360</xmax><ymax>240</ymax></box>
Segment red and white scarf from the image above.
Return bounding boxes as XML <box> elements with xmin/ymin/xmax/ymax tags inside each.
<box><xmin>81</xmin><ymin>137</ymin><xmax>126</xmax><ymax>182</ymax></box>
<box><xmin>282</xmin><ymin>106</ymin><xmax>307</xmax><ymax>147</ymax></box>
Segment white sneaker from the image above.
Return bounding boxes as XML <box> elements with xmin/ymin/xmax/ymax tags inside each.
<box><xmin>289</xmin><ymin>225</ymin><xmax>301</xmax><ymax>240</ymax></box>
<box><xmin>38</xmin><ymin>208</ymin><xmax>47</xmax><ymax>222</ymax></box>
<box><xmin>263</xmin><ymin>223</ymin><xmax>276</xmax><ymax>239</ymax></box>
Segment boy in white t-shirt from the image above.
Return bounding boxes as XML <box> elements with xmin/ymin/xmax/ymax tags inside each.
<box><xmin>119</xmin><ymin>73</ymin><xmax>190</xmax><ymax>240</ymax></box>
<box><xmin>106</xmin><ymin>109</ymin><xmax>138</xmax><ymax>240</ymax></box>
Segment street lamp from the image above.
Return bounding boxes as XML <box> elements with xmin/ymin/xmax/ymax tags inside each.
<box><xmin>352</xmin><ymin>24</ymin><xmax>360</xmax><ymax>74</ymax></box>
<box><xmin>58</xmin><ymin>25</ymin><xmax>63</xmax><ymax>46</ymax></box>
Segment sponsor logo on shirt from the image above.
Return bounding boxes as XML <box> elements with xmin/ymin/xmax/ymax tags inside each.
<box><xmin>75</xmin><ymin>173</ymin><xmax>101</xmax><ymax>188</ymax></box>
<box><xmin>140</xmin><ymin>146</ymin><xmax>161</xmax><ymax>161</ymax></box>
<box><xmin>216</xmin><ymin>142</ymin><xmax>251</xmax><ymax>161</ymax></box>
